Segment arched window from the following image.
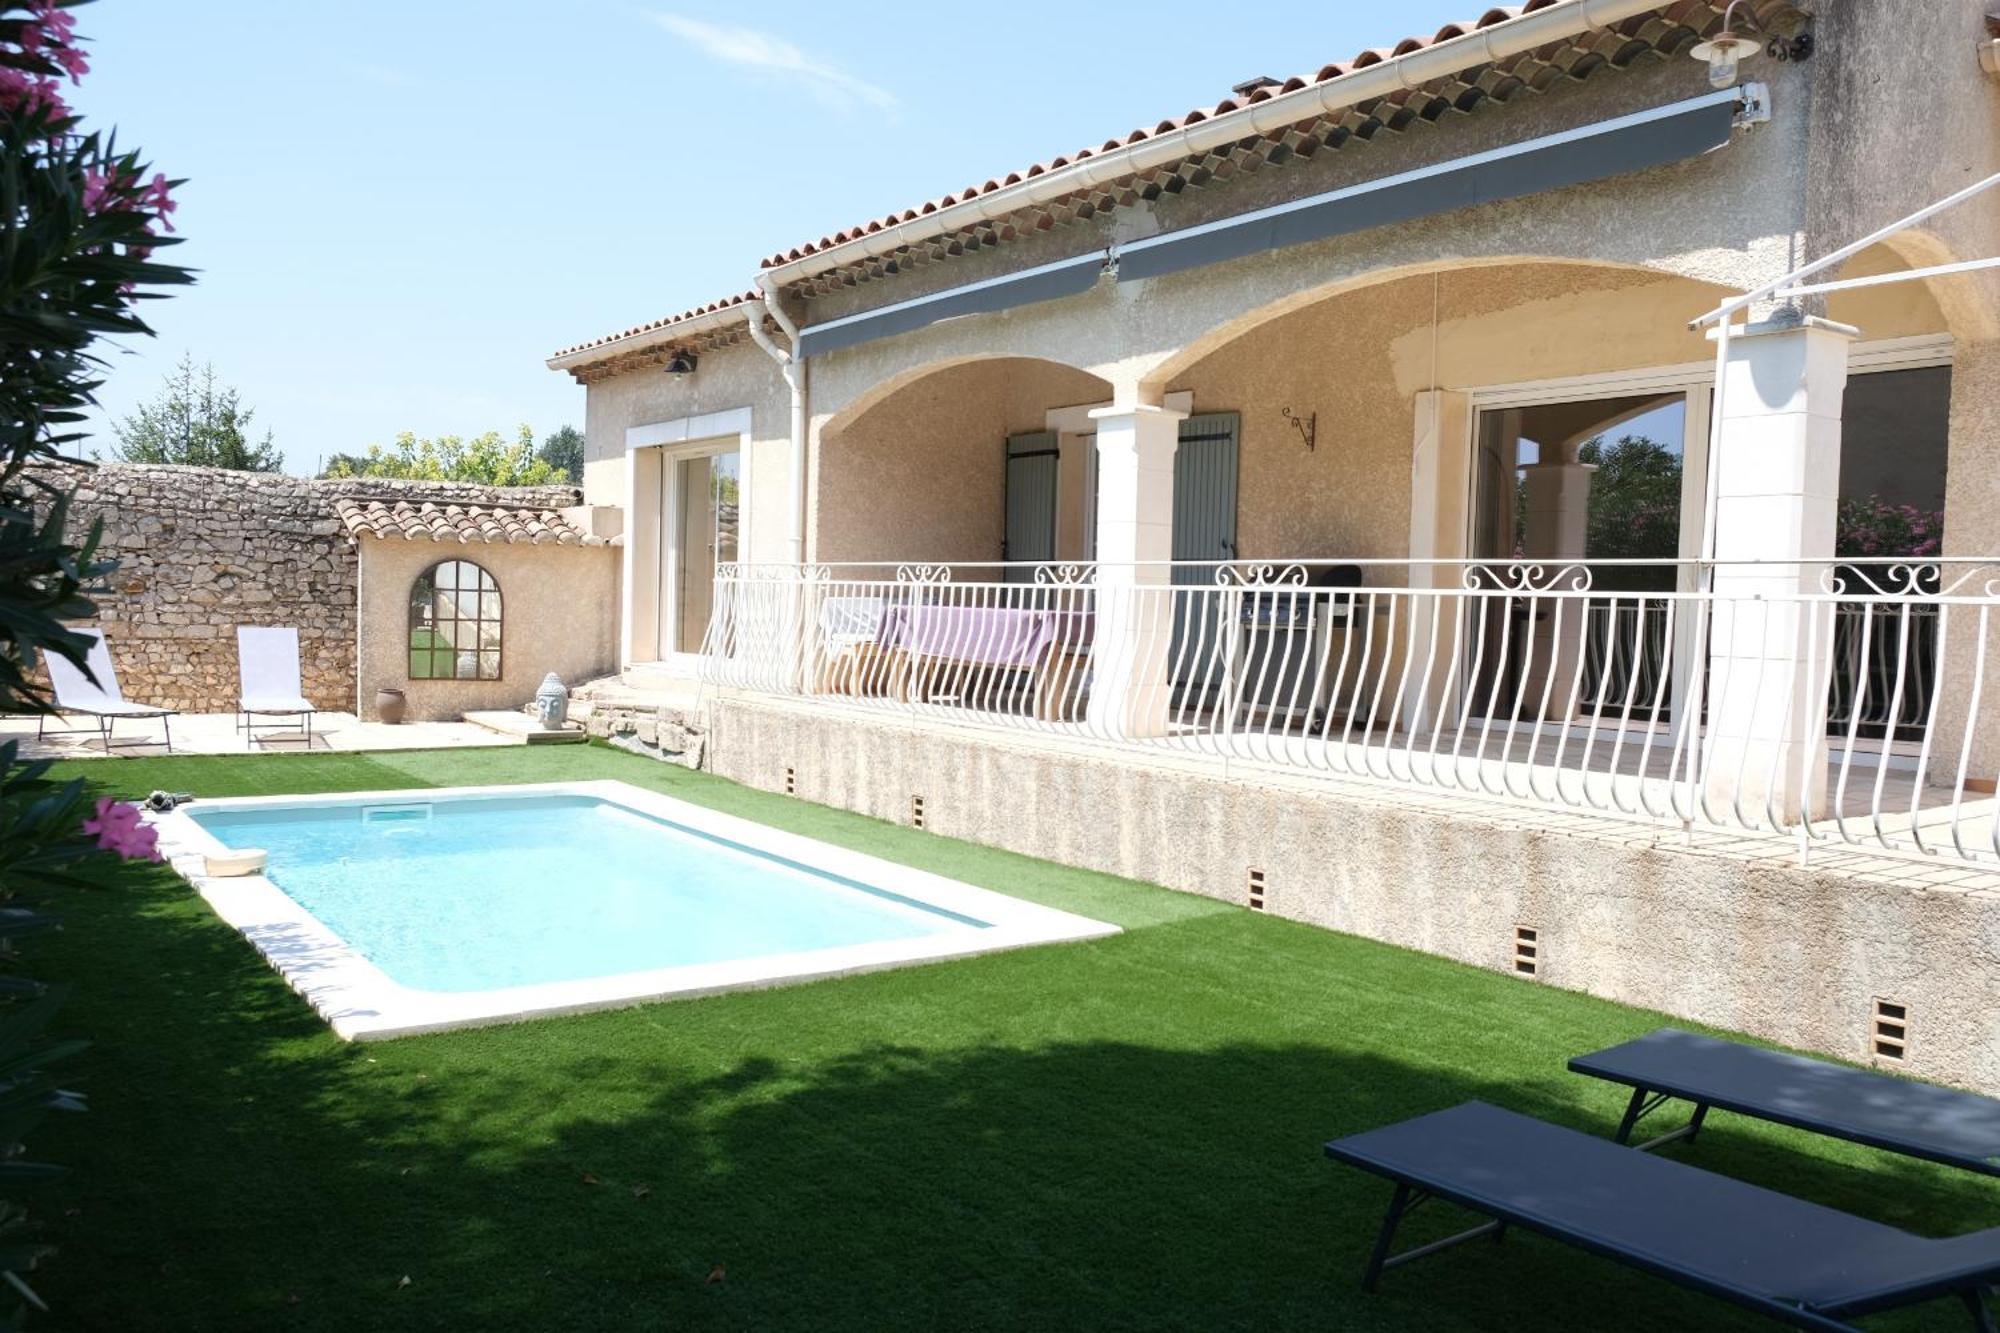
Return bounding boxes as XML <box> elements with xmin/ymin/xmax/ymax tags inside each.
<box><xmin>409</xmin><ymin>559</ymin><xmax>501</xmax><ymax>680</ymax></box>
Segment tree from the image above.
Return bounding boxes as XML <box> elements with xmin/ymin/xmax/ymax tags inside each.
<box><xmin>2</xmin><ymin>1</ymin><xmax>186</xmax><ymax>1317</ymax></box>
<box><xmin>108</xmin><ymin>353</ymin><xmax>280</xmax><ymax>470</ymax></box>
<box><xmin>1577</xmin><ymin>434</ymin><xmax>1683</xmax><ymax>558</ymax></box>
<box><xmin>319</xmin><ymin>425</ymin><xmax>561</xmax><ymax>486</ymax></box>
<box><xmin>536</xmin><ymin>424</ymin><xmax>583</xmax><ymax>484</ymax></box>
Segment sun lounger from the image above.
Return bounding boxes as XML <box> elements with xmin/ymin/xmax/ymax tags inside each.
<box><xmin>1570</xmin><ymin>1027</ymin><xmax>2000</xmax><ymax>1174</ymax></box>
<box><xmin>1325</xmin><ymin>1100</ymin><xmax>2000</xmax><ymax>1330</ymax></box>
<box><xmin>236</xmin><ymin>626</ymin><xmax>315</xmax><ymax>746</ymax></box>
<box><xmin>39</xmin><ymin>628</ymin><xmax>176</xmax><ymax>753</ymax></box>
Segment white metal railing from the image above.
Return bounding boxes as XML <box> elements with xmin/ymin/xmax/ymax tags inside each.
<box><xmin>698</xmin><ymin>558</ymin><xmax>2000</xmax><ymax>868</ymax></box>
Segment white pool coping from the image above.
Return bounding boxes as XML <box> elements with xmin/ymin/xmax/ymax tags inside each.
<box><xmin>150</xmin><ymin>779</ymin><xmax>1120</xmax><ymax>1041</ymax></box>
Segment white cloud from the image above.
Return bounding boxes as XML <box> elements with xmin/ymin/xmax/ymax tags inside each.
<box><xmin>648</xmin><ymin>13</ymin><xmax>897</xmax><ymax>113</ymax></box>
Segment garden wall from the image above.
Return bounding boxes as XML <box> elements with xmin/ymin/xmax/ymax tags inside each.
<box><xmin>42</xmin><ymin>463</ymin><xmax>582</xmax><ymax>713</ymax></box>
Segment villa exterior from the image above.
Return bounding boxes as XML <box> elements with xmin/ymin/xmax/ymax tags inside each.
<box><xmin>530</xmin><ymin>0</ymin><xmax>2000</xmax><ymax>1085</ymax></box>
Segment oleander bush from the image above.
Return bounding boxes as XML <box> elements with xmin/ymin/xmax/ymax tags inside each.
<box><xmin>0</xmin><ymin>1</ymin><xmax>188</xmax><ymax>1320</ymax></box>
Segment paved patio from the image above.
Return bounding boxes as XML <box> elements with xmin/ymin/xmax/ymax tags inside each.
<box><xmin>0</xmin><ymin>710</ymin><xmax>523</xmax><ymax>761</ymax></box>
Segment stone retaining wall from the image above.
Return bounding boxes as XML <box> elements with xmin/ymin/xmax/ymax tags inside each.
<box><xmin>41</xmin><ymin>463</ymin><xmax>581</xmax><ymax>713</ymax></box>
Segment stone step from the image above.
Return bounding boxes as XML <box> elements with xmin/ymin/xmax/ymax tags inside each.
<box><xmin>461</xmin><ymin>710</ymin><xmax>588</xmax><ymax>745</ymax></box>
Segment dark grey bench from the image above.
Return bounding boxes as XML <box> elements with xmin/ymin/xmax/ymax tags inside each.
<box><xmin>1325</xmin><ymin>1101</ymin><xmax>2000</xmax><ymax>1330</ymax></box>
<box><xmin>1570</xmin><ymin>1027</ymin><xmax>2000</xmax><ymax>1174</ymax></box>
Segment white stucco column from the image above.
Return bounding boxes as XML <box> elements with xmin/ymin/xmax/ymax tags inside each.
<box><xmin>1087</xmin><ymin>402</ymin><xmax>1185</xmax><ymax>737</ymax></box>
<box><xmin>1403</xmin><ymin>389</ymin><xmax>1473</xmax><ymax>734</ymax></box>
<box><xmin>1519</xmin><ymin>458</ymin><xmax>1597</xmax><ymax>712</ymax></box>
<box><xmin>1702</xmin><ymin>316</ymin><xmax>1856</xmax><ymax>822</ymax></box>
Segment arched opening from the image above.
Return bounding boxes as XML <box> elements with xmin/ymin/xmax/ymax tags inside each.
<box><xmin>814</xmin><ymin>355</ymin><xmax>1112</xmax><ymax>566</ymax></box>
<box><xmin>1151</xmin><ymin>259</ymin><xmax>1735</xmax><ymax>563</ymax></box>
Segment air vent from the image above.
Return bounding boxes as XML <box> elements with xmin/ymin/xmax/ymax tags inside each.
<box><xmin>783</xmin><ymin>766</ymin><xmax>796</xmax><ymax>796</ymax></box>
<box><xmin>1872</xmin><ymin>998</ymin><xmax>1908</xmax><ymax>1062</ymax></box>
<box><xmin>1246</xmin><ymin>868</ymin><xmax>1267</xmax><ymax>911</ymax></box>
<box><xmin>1513</xmin><ymin>926</ymin><xmax>1539</xmax><ymax>978</ymax></box>
<box><xmin>910</xmin><ymin>795</ymin><xmax>925</xmax><ymax>829</ymax></box>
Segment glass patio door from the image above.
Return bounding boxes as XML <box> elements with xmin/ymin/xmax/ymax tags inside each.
<box><xmin>1468</xmin><ymin>391</ymin><xmax>1698</xmax><ymax>723</ymax></box>
<box><xmin>660</xmin><ymin>448</ymin><xmax>739</xmax><ymax>658</ymax></box>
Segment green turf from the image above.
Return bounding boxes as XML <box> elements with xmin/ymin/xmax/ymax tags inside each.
<box><xmin>30</xmin><ymin>744</ymin><xmax>1994</xmax><ymax>1330</ymax></box>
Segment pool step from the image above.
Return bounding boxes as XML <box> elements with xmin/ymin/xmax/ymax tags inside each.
<box><xmin>460</xmin><ymin>710</ymin><xmax>588</xmax><ymax>745</ymax></box>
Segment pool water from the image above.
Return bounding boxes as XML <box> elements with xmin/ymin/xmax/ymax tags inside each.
<box><xmin>191</xmin><ymin>795</ymin><xmax>986</xmax><ymax>992</ymax></box>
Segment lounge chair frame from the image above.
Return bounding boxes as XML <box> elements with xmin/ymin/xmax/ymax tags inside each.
<box><xmin>36</xmin><ymin>709</ymin><xmax>175</xmax><ymax>754</ymax></box>
<box><xmin>1352</xmin><ymin>1171</ymin><xmax>1995</xmax><ymax>1332</ymax></box>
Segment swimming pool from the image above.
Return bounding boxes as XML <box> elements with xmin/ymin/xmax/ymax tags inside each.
<box><xmin>152</xmin><ymin>780</ymin><xmax>1118</xmax><ymax>1039</ymax></box>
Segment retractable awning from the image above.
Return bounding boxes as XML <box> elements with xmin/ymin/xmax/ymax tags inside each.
<box><xmin>796</xmin><ymin>252</ymin><xmax>1106</xmax><ymax>358</ymax></box>
<box><xmin>1115</xmin><ymin>85</ymin><xmax>1753</xmax><ymax>284</ymax></box>
<box><xmin>795</xmin><ymin>84</ymin><xmax>1761</xmax><ymax>358</ymax></box>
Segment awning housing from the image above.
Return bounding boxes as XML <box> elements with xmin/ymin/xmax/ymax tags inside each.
<box><xmin>795</xmin><ymin>85</ymin><xmax>1758</xmax><ymax>359</ymax></box>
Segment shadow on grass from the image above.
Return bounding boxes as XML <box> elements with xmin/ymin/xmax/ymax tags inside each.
<box><xmin>28</xmin><ymin>749</ymin><xmax>2000</xmax><ymax>1331</ymax></box>
<box><xmin>32</xmin><ymin>874</ymin><xmax>2000</xmax><ymax>1332</ymax></box>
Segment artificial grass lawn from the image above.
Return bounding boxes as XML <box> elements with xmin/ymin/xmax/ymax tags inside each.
<box><xmin>32</xmin><ymin>743</ymin><xmax>1997</xmax><ymax>1330</ymax></box>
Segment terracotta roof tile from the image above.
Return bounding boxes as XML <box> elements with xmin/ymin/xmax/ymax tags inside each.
<box><xmin>756</xmin><ymin>4</ymin><xmax>1558</xmax><ymax>269</ymax></box>
<box><xmin>548</xmin><ymin>290</ymin><xmax>760</xmax><ymax>361</ymax></box>
<box><xmin>335</xmin><ymin>499</ymin><xmax>608</xmax><ymax>547</ymax></box>
<box><xmin>551</xmin><ymin>1</ymin><xmax>1780</xmax><ymax>372</ymax></box>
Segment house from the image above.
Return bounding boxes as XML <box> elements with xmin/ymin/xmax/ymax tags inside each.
<box><xmin>547</xmin><ymin>2</ymin><xmax>2000</xmax><ymax>1084</ymax></box>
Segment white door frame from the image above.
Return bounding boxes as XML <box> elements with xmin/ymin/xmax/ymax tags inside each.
<box><xmin>623</xmin><ymin>406</ymin><xmax>753</xmax><ymax>672</ymax></box>
<box><xmin>1452</xmin><ymin>334</ymin><xmax>1954</xmax><ymax>729</ymax></box>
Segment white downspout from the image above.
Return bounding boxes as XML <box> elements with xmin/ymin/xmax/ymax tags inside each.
<box><xmin>747</xmin><ymin>276</ymin><xmax>807</xmax><ymax>565</ymax></box>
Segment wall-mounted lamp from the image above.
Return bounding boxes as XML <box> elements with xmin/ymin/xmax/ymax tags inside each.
<box><xmin>1282</xmin><ymin>406</ymin><xmax>1316</xmax><ymax>453</ymax></box>
<box><xmin>663</xmin><ymin>349</ymin><xmax>698</xmax><ymax>375</ymax></box>
<box><xmin>1689</xmin><ymin>0</ymin><xmax>1762</xmax><ymax>88</ymax></box>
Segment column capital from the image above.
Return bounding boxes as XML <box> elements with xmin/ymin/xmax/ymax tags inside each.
<box><xmin>1707</xmin><ymin>313</ymin><xmax>1860</xmax><ymax>344</ymax></box>
<box><xmin>1087</xmin><ymin>402</ymin><xmax>1190</xmax><ymax>424</ymax></box>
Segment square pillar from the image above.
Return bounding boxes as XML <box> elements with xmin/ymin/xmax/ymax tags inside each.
<box><xmin>1403</xmin><ymin>389</ymin><xmax>1473</xmax><ymax>734</ymax></box>
<box><xmin>1518</xmin><ymin>459</ymin><xmax>1596</xmax><ymax>714</ymax></box>
<box><xmin>1703</xmin><ymin>316</ymin><xmax>1856</xmax><ymax>822</ymax></box>
<box><xmin>1087</xmin><ymin>402</ymin><xmax>1185</xmax><ymax>737</ymax></box>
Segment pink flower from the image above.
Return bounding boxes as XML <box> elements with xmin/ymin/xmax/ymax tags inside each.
<box><xmin>142</xmin><ymin>172</ymin><xmax>176</xmax><ymax>232</ymax></box>
<box><xmin>0</xmin><ymin>65</ymin><xmax>69</xmax><ymax>119</ymax></box>
<box><xmin>81</xmin><ymin>798</ymin><xmax>163</xmax><ymax>863</ymax></box>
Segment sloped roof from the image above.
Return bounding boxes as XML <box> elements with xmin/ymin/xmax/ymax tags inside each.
<box><xmin>551</xmin><ymin>0</ymin><xmax>1803</xmax><ymax>379</ymax></box>
<box><xmin>335</xmin><ymin>499</ymin><xmax>610</xmax><ymax>547</ymax></box>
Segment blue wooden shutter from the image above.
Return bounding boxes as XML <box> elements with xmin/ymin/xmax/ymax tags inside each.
<box><xmin>1004</xmin><ymin>431</ymin><xmax>1059</xmax><ymax>582</ymax></box>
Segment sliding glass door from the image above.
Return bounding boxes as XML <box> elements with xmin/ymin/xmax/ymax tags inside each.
<box><xmin>1469</xmin><ymin>390</ymin><xmax>1700</xmax><ymax>723</ymax></box>
<box><xmin>657</xmin><ymin>447</ymin><xmax>740</xmax><ymax>659</ymax></box>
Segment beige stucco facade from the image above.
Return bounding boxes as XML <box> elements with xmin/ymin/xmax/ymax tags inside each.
<box><xmin>571</xmin><ymin>16</ymin><xmax>1996</xmax><ymax>607</ymax></box>
<box><xmin>550</xmin><ymin>3</ymin><xmax>2000</xmax><ymax>1076</ymax></box>
<box><xmin>354</xmin><ymin>535</ymin><xmax>620</xmax><ymax>722</ymax></box>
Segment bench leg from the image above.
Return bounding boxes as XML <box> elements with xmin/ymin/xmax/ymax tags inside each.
<box><xmin>1683</xmin><ymin>1101</ymin><xmax>1710</xmax><ymax>1145</ymax></box>
<box><xmin>1614</xmin><ymin>1087</ymin><xmax>1650</xmax><ymax>1145</ymax></box>
<box><xmin>1966</xmin><ymin>1287</ymin><xmax>1996</xmax><ymax>1333</ymax></box>
<box><xmin>1361</xmin><ymin>1183</ymin><xmax>1412</xmax><ymax>1293</ymax></box>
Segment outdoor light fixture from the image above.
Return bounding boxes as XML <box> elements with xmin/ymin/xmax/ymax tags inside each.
<box><xmin>1690</xmin><ymin>0</ymin><xmax>1761</xmax><ymax>88</ymax></box>
<box><xmin>663</xmin><ymin>349</ymin><xmax>698</xmax><ymax>375</ymax></box>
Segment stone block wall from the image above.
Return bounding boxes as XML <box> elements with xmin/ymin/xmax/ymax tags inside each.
<box><xmin>40</xmin><ymin>463</ymin><xmax>582</xmax><ymax>713</ymax></box>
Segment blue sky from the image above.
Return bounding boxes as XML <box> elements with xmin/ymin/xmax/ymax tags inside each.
<box><xmin>77</xmin><ymin>1</ymin><xmax>1475</xmax><ymax>475</ymax></box>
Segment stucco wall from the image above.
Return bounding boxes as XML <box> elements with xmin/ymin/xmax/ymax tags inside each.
<box><xmin>579</xmin><ymin>337</ymin><xmax>793</xmax><ymax>565</ymax></box>
<box><xmin>704</xmin><ymin>693</ymin><xmax>2000</xmax><ymax>1095</ymax></box>
<box><xmin>814</xmin><ymin>358</ymin><xmax>1110</xmax><ymax>564</ymax></box>
<box><xmin>355</xmin><ymin>536</ymin><xmax>619</xmax><ymax>722</ymax></box>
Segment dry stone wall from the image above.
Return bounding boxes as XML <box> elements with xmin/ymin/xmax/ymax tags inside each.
<box><xmin>41</xmin><ymin>463</ymin><xmax>582</xmax><ymax>713</ymax></box>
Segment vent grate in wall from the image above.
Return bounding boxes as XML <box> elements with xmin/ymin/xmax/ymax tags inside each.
<box><xmin>1873</xmin><ymin>998</ymin><xmax>1908</xmax><ymax>1062</ymax></box>
<box><xmin>1247</xmin><ymin>868</ymin><xmax>1267</xmax><ymax>911</ymax></box>
<box><xmin>910</xmin><ymin>794</ymin><xmax>926</xmax><ymax>830</ymax></box>
<box><xmin>1514</xmin><ymin>926</ymin><xmax>1539</xmax><ymax>978</ymax></box>
<box><xmin>783</xmin><ymin>766</ymin><xmax>797</xmax><ymax>796</ymax></box>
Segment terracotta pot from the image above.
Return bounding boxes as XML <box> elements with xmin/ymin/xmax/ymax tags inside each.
<box><xmin>375</xmin><ymin>687</ymin><xmax>407</xmax><ymax>725</ymax></box>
